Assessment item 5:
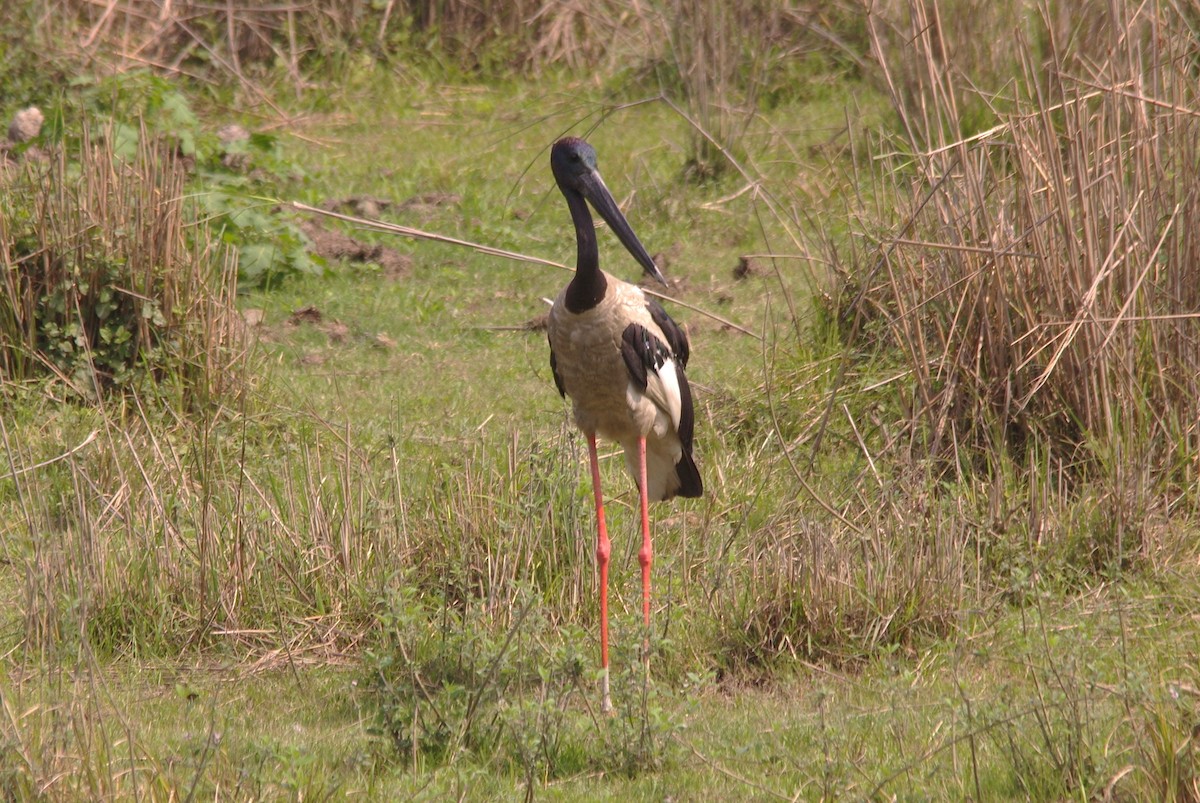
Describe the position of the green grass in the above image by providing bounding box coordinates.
[3,578,1197,799]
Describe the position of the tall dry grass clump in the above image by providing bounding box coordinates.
[0,122,251,661]
[845,0,1199,555]
[0,124,243,401]
[660,0,766,178]
[29,0,843,179]
[38,0,640,77]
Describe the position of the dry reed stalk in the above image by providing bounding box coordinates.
[45,0,646,83]
[1,121,245,400]
[856,0,1199,528]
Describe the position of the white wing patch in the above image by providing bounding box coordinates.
[628,356,682,437]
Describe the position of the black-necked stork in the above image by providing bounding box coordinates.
[545,137,702,713]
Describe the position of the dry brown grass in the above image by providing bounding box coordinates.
[0,124,243,400]
[45,0,810,71]
[28,0,847,175]
[41,0,647,79]
[846,0,1199,529]
[695,0,1200,672]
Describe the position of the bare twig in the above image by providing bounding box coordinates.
[289,201,760,338]
[0,430,99,482]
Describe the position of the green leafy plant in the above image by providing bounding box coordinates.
[366,585,683,779]
[366,586,514,765]
[59,70,322,288]
[199,189,322,288]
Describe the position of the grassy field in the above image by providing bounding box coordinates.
[3,1,1200,799]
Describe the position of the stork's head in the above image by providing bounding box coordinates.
[550,136,598,186]
[551,137,668,286]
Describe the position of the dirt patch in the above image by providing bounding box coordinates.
[299,192,464,278]
[639,275,691,297]
[298,351,326,366]
[651,241,684,272]
[282,304,394,356]
[397,191,462,216]
[733,255,765,280]
[321,192,461,220]
[299,218,413,280]
[320,195,395,219]
[287,304,350,343]
[288,305,324,325]
[523,312,549,332]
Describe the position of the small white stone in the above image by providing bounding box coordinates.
[8,106,43,143]
[217,123,250,146]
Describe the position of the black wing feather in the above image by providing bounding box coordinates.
[621,320,703,499]
[673,361,702,497]
[548,336,566,397]
[646,299,690,368]
[620,323,670,393]
[674,362,695,450]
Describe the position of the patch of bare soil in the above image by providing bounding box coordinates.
[298,192,462,280]
[287,307,348,362]
[298,217,413,280]
[244,304,399,364]
[320,192,462,220]
[523,312,549,331]
[733,255,765,279]
[287,305,349,342]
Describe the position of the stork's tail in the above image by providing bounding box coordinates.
[637,440,702,502]
[672,448,702,500]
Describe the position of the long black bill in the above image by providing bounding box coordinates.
[578,169,669,286]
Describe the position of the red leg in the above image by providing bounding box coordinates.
[637,436,652,628]
[588,434,612,713]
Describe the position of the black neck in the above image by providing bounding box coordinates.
[563,188,607,313]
